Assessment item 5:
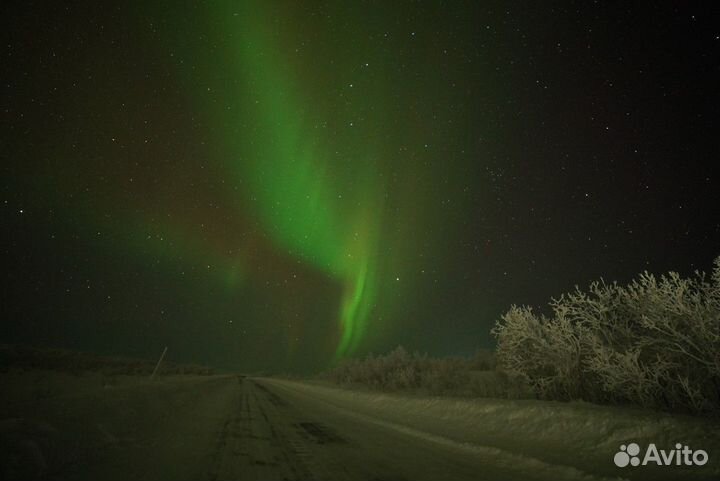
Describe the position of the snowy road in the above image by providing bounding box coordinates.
[2,373,717,480]
[206,377,510,481]
[206,377,571,481]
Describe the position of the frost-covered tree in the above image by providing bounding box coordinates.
[493,256,720,414]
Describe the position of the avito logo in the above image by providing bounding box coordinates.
[614,442,708,467]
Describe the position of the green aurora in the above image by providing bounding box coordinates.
[160,1,443,358]
[4,0,720,377]
[8,1,509,370]
[217,4,384,356]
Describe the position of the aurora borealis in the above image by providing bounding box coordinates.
[3,2,720,372]
[213,3,386,356]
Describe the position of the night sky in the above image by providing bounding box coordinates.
[3,2,719,373]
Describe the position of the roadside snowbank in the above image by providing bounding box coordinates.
[266,379,720,481]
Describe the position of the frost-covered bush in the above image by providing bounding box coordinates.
[324,346,424,390]
[493,256,720,414]
[322,346,529,398]
[491,305,591,401]
[419,356,470,394]
[470,348,497,370]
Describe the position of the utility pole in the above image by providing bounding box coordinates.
[151,346,168,380]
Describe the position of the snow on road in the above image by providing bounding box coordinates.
[264,378,720,481]
[1,371,717,480]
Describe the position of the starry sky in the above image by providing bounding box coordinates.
[3,1,719,373]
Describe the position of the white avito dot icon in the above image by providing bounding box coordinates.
[627,443,641,466]
[614,444,630,467]
[614,443,641,467]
